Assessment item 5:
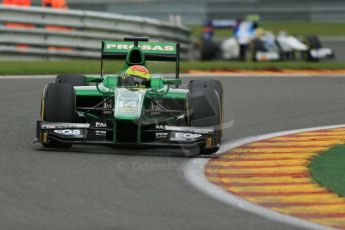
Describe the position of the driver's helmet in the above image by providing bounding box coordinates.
[123,65,151,87]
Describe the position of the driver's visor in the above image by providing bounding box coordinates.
[122,75,148,87]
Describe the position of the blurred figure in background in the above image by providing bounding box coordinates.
[42,0,72,51]
[3,0,31,8]
[233,15,260,61]
[3,0,33,28]
[202,20,214,40]
[3,0,30,8]
[42,0,67,9]
[2,0,33,48]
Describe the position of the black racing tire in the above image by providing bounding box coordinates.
[304,35,322,62]
[305,35,322,49]
[188,80,223,130]
[274,39,285,61]
[200,39,219,60]
[188,79,223,101]
[41,83,76,148]
[56,74,88,86]
[188,80,223,154]
[237,44,246,61]
[248,39,267,62]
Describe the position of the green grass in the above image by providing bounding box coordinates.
[189,21,345,38]
[310,144,345,197]
[0,61,344,75]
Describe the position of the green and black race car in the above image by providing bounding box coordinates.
[35,37,223,156]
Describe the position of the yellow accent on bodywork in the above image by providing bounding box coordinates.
[40,88,45,120]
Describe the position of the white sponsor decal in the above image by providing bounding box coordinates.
[54,129,81,136]
[106,44,175,52]
[156,125,167,130]
[175,133,202,139]
[95,122,107,136]
[156,125,213,134]
[171,132,202,141]
[95,122,107,128]
[96,131,107,136]
[165,126,213,134]
[156,132,169,139]
[42,123,90,129]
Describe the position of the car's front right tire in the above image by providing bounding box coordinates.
[187,80,223,154]
[56,74,88,86]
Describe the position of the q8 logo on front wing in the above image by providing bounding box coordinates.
[54,129,83,138]
[171,132,202,141]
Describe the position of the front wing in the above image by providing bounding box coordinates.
[35,121,218,156]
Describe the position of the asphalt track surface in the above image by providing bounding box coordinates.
[2,75,345,230]
[323,40,345,62]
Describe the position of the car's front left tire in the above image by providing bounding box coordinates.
[41,83,76,148]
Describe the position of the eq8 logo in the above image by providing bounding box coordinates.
[174,132,202,139]
[54,129,81,136]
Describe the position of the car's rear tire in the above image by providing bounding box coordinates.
[56,74,88,86]
[188,80,223,154]
[41,83,76,148]
[304,35,322,62]
[248,38,274,62]
[200,39,220,60]
[305,35,322,49]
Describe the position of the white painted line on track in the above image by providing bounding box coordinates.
[184,124,345,230]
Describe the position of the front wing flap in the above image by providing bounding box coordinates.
[35,121,218,155]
